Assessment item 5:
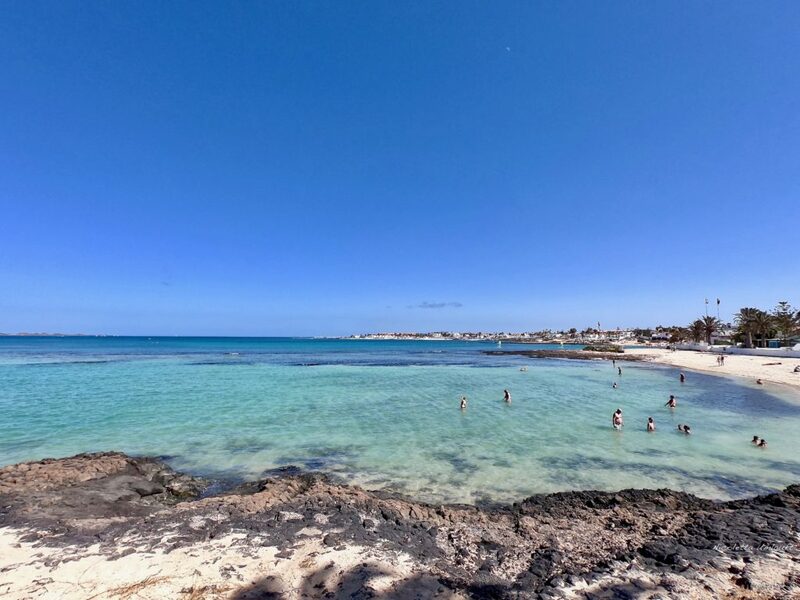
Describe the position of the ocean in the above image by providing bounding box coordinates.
[1,336,798,503]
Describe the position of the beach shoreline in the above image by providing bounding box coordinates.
[1,452,799,599]
[626,347,800,395]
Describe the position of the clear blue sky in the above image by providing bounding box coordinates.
[1,2,798,336]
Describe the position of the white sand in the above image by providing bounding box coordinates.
[0,526,452,600]
[627,348,800,393]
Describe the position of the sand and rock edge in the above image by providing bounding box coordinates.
[1,452,798,599]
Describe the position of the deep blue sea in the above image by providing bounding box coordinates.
[1,336,799,503]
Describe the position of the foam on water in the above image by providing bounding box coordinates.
[1,337,799,503]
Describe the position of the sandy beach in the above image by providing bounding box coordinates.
[627,348,800,393]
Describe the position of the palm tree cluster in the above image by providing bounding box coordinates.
[733,301,800,348]
[684,301,799,347]
[688,315,721,344]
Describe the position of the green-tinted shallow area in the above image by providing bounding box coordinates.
[1,337,798,504]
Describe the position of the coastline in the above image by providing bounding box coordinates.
[1,452,799,599]
[626,347,800,394]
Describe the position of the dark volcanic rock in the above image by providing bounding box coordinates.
[483,349,647,361]
[1,452,799,599]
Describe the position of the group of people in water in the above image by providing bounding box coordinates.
[609,364,768,448]
[610,367,689,433]
[460,360,775,450]
[459,388,512,411]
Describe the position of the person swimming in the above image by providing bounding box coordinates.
[665,395,676,408]
[752,435,761,445]
[758,438,767,448]
[677,423,691,435]
[612,382,617,389]
[503,389,511,403]
[519,367,528,372]
[612,408,624,429]
[679,372,686,383]
[647,417,655,432]
[460,396,467,410]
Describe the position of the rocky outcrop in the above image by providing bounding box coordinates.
[484,349,647,361]
[1,453,798,599]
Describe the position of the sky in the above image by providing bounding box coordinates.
[1,2,799,336]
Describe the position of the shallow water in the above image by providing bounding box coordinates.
[1,337,798,503]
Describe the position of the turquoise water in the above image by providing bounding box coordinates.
[1,337,799,503]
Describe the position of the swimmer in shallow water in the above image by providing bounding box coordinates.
[758,438,767,448]
[756,378,764,385]
[612,408,624,430]
[680,372,686,383]
[677,423,692,435]
[647,417,655,432]
[665,395,676,408]
[752,435,761,445]
[460,396,467,410]
[503,389,511,403]
[612,382,617,389]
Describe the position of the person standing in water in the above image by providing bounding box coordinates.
[679,372,686,383]
[618,366,622,377]
[647,417,656,432]
[503,389,511,403]
[460,396,467,410]
[612,408,624,429]
[665,395,677,408]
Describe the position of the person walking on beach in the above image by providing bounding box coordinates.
[460,396,467,410]
[503,389,511,403]
[647,417,656,432]
[665,395,676,408]
[721,355,725,366]
[612,408,624,430]
[679,372,686,383]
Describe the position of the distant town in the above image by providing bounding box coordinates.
[349,325,730,344]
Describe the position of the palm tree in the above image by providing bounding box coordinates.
[699,315,720,345]
[751,310,774,348]
[689,319,705,343]
[734,307,760,348]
